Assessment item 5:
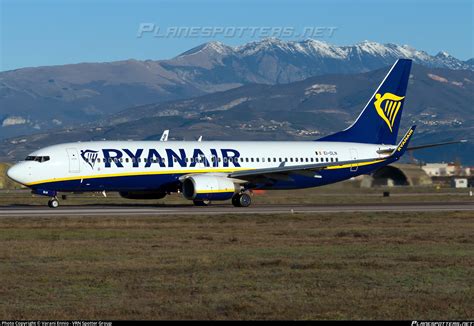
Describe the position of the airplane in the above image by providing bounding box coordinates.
[160,129,203,142]
[6,59,464,208]
[160,130,169,142]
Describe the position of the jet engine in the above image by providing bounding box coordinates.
[182,175,237,201]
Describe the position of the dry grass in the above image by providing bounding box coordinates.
[0,211,472,320]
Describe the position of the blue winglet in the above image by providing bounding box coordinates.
[391,125,416,158]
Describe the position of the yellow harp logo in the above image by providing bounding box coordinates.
[374,92,405,132]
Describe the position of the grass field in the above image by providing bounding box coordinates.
[0,211,472,320]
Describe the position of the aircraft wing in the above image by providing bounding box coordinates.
[228,157,386,181]
[229,126,417,182]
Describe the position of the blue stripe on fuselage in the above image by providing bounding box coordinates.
[30,159,395,193]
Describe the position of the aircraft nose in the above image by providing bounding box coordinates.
[7,164,28,185]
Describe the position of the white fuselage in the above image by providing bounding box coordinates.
[8,140,392,192]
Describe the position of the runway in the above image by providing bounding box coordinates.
[0,202,472,217]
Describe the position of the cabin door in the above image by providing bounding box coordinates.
[66,148,80,173]
[349,148,358,172]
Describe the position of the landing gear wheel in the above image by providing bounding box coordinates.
[232,194,240,207]
[193,199,211,206]
[48,198,59,208]
[232,193,251,207]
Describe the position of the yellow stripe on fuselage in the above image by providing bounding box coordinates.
[25,159,387,187]
[325,159,386,170]
[25,168,249,186]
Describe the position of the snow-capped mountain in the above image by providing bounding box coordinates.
[175,38,472,73]
[0,38,472,140]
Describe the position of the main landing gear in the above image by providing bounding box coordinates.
[48,197,60,208]
[232,193,251,207]
[192,193,252,207]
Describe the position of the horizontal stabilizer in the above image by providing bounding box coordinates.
[407,139,467,151]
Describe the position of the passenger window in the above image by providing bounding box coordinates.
[26,156,50,163]
[315,158,319,162]
[295,158,298,162]
[273,158,276,162]
[256,158,259,162]
[290,158,294,162]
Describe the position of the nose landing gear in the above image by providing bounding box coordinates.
[48,197,59,208]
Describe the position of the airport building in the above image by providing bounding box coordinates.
[359,163,473,188]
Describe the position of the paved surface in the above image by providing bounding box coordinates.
[0,202,472,217]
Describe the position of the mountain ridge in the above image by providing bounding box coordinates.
[1,39,472,140]
[2,63,472,164]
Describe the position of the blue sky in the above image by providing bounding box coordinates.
[1,0,472,71]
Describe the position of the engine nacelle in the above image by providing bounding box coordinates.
[182,175,237,201]
[119,191,167,200]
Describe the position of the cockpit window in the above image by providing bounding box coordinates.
[25,156,50,162]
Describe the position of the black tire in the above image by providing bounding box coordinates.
[48,199,59,208]
[232,194,241,207]
[239,193,251,207]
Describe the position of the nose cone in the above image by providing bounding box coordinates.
[7,164,28,185]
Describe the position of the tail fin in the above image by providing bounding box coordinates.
[319,59,412,145]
